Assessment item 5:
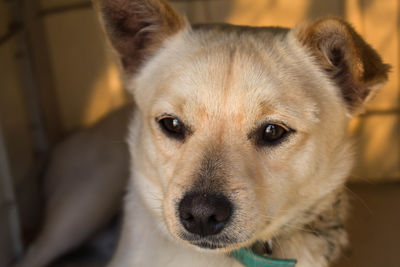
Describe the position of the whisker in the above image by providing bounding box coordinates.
[274,239,287,258]
[344,185,373,216]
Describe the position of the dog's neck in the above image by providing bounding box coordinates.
[250,240,274,256]
[231,241,297,267]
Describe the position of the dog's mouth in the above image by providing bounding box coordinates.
[179,232,274,257]
[179,231,240,251]
[191,240,228,250]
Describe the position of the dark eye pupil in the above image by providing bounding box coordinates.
[165,118,180,131]
[264,124,286,142]
[159,117,185,140]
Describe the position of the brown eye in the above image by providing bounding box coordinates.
[158,117,185,140]
[249,121,293,147]
[262,124,289,144]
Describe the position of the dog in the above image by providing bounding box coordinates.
[13,0,389,266]
[97,0,389,266]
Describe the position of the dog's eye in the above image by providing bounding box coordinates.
[249,122,293,147]
[262,124,289,144]
[158,116,186,140]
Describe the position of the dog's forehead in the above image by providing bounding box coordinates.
[136,25,338,128]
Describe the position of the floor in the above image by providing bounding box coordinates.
[333,183,400,267]
[52,182,400,267]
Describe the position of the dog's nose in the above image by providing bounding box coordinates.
[178,192,233,237]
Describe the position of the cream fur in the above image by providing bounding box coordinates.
[111,23,355,267]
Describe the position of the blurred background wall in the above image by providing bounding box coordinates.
[0,0,399,266]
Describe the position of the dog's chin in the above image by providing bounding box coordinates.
[177,232,246,253]
[190,241,229,251]
[186,241,243,254]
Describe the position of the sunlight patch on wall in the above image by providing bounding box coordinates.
[82,63,126,126]
[226,0,310,27]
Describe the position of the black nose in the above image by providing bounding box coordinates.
[178,193,233,237]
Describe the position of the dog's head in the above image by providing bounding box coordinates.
[96,0,389,252]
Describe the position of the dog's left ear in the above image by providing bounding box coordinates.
[293,18,390,116]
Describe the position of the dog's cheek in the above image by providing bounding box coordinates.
[138,114,183,183]
[129,113,183,218]
[159,148,203,239]
[260,134,352,234]
[128,119,162,214]
[251,141,318,214]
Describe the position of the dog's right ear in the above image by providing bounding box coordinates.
[293,18,390,116]
[94,0,187,74]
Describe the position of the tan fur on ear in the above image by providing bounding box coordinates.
[293,18,390,115]
[94,0,186,74]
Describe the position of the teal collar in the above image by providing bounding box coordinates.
[232,248,297,267]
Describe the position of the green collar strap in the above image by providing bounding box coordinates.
[232,248,297,267]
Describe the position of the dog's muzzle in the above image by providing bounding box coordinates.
[178,192,233,237]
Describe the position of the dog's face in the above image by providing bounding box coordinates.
[129,26,356,251]
[96,0,389,252]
